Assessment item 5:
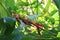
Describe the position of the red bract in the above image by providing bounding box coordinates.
[22,19,32,26]
[12,14,19,18]
[33,23,44,29]
[12,14,20,22]
[33,23,44,35]
[12,13,44,35]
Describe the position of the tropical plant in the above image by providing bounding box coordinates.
[0,0,60,40]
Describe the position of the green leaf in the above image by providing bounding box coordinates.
[50,10,57,16]
[20,20,26,28]
[18,9,28,14]
[45,0,51,11]
[0,18,6,35]
[31,1,36,5]
[5,0,15,9]
[22,36,33,40]
[4,17,16,36]
[27,14,38,21]
[49,29,58,35]
[49,17,55,25]
[0,3,8,18]
[0,18,4,26]
[54,0,60,9]
[40,31,53,38]
[31,1,42,8]
[45,16,49,21]
[17,1,29,6]
[4,0,16,16]
[57,32,60,38]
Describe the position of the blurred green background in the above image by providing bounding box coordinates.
[0,0,60,40]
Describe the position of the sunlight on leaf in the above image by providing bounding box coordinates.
[24,31,28,35]
[57,32,60,38]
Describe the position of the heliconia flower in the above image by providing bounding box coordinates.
[33,23,44,29]
[12,13,20,22]
[12,13,45,35]
[22,19,32,26]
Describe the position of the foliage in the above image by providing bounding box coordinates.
[0,0,60,40]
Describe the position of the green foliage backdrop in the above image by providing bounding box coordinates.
[0,0,60,40]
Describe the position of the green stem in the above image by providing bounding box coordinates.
[37,0,38,14]
[29,0,34,14]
